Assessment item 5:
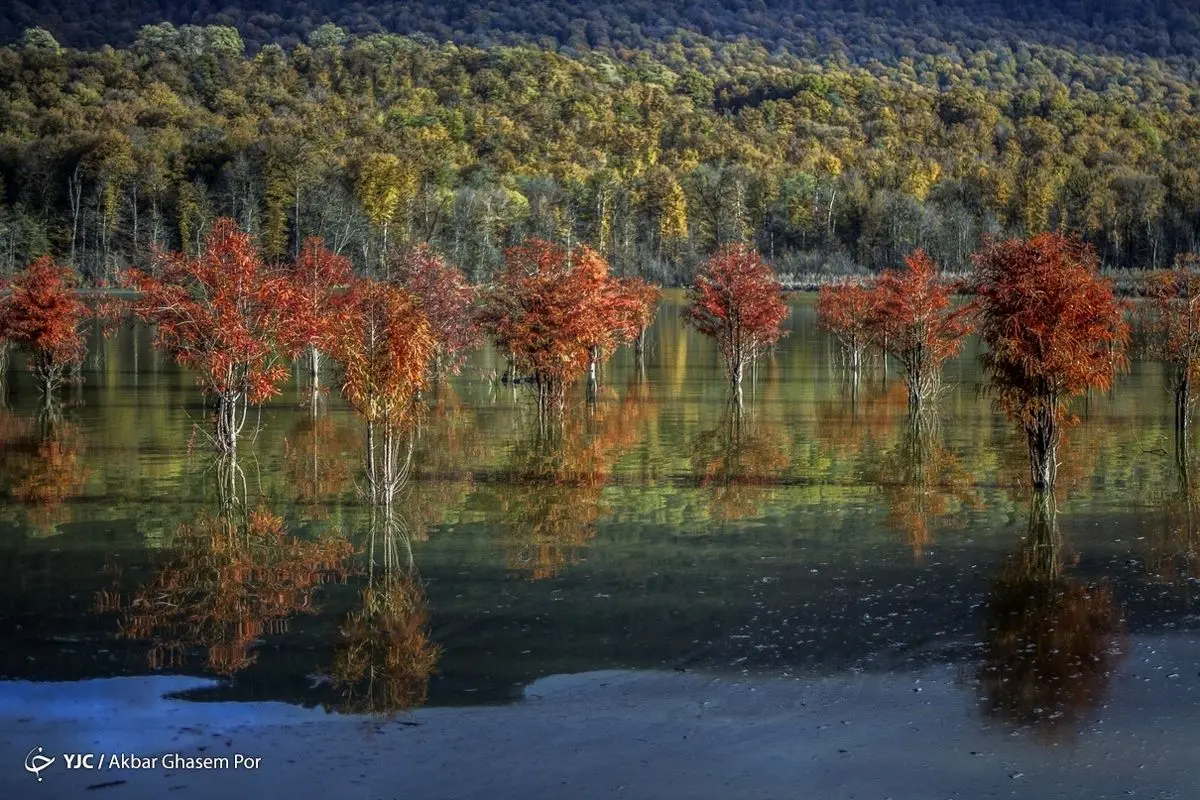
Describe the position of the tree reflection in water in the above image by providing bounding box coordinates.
[330,504,441,714]
[282,414,358,515]
[872,411,979,563]
[1145,441,1200,587]
[690,403,789,522]
[0,406,91,534]
[495,380,655,579]
[977,493,1127,739]
[116,456,353,675]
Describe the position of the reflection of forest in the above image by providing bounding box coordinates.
[115,483,352,676]
[690,407,790,522]
[0,410,91,533]
[977,495,1127,739]
[488,380,656,579]
[816,386,978,561]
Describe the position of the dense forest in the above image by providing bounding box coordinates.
[1,6,1200,285]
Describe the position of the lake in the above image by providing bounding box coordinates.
[1,294,1199,798]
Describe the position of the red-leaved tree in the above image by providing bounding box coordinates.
[816,282,877,376]
[686,244,789,394]
[392,244,480,380]
[616,276,663,359]
[872,249,972,410]
[480,239,634,415]
[0,256,89,399]
[971,233,1129,492]
[283,237,353,393]
[1143,255,1200,445]
[330,279,435,504]
[126,219,295,454]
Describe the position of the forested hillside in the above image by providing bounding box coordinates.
[1,16,1199,284]
[5,0,1200,63]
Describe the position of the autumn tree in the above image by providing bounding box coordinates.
[816,282,877,377]
[617,276,663,359]
[1143,255,1200,445]
[480,239,633,415]
[282,236,353,394]
[970,233,1129,492]
[0,256,89,400]
[391,244,480,380]
[871,249,972,410]
[331,279,435,504]
[686,244,788,397]
[126,219,294,454]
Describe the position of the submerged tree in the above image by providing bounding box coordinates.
[1143,257,1200,449]
[480,239,635,415]
[332,279,435,505]
[618,277,664,360]
[816,282,877,378]
[283,236,353,395]
[686,244,788,398]
[977,494,1126,739]
[971,233,1129,492]
[872,249,971,410]
[0,256,89,400]
[126,219,294,454]
[391,244,480,381]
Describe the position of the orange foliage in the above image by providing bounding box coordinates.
[392,244,480,379]
[971,233,1129,490]
[125,219,295,451]
[282,236,353,382]
[481,239,660,412]
[686,244,788,386]
[872,249,972,407]
[0,256,89,395]
[816,282,877,372]
[120,507,352,676]
[331,279,434,429]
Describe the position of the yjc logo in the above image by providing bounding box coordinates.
[24,746,55,782]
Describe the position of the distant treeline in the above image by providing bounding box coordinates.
[1,18,1199,285]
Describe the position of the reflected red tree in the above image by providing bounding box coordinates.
[690,408,790,522]
[118,479,352,675]
[282,415,358,515]
[330,506,441,714]
[0,411,90,534]
[977,495,1127,739]
[870,413,980,563]
[494,383,655,579]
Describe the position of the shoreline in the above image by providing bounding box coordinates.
[2,632,1198,800]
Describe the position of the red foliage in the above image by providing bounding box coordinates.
[971,232,1129,490]
[686,244,788,386]
[481,239,643,412]
[1143,256,1200,423]
[872,249,972,406]
[330,278,434,428]
[125,219,295,451]
[816,282,877,372]
[282,237,353,382]
[392,244,480,378]
[0,256,89,394]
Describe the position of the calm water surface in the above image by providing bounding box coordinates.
[0,295,1197,737]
